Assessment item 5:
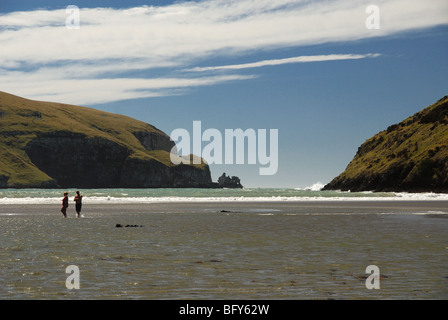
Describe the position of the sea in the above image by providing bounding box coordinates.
[1,187,447,300]
[1,186,448,204]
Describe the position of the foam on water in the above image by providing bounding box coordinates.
[295,182,325,191]
[1,188,448,204]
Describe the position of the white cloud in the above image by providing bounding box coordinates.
[0,70,255,105]
[0,0,447,104]
[184,53,381,72]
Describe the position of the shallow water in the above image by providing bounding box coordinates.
[1,202,447,299]
[2,187,448,205]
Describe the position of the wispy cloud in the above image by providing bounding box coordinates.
[184,54,381,72]
[0,70,255,105]
[0,0,447,105]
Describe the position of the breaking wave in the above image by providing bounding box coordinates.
[295,182,325,191]
[1,188,448,204]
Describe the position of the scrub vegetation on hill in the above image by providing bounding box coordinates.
[324,95,448,192]
[0,91,210,188]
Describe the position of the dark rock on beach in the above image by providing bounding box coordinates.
[115,224,144,228]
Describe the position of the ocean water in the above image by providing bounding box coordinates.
[1,188,448,300]
[1,187,448,204]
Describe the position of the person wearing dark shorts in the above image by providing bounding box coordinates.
[74,191,83,218]
[61,192,69,218]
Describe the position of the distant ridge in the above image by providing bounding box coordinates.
[324,95,448,193]
[0,91,212,188]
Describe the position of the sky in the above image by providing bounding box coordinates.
[1,0,448,188]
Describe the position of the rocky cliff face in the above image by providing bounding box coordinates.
[0,174,8,188]
[120,158,212,188]
[133,131,175,153]
[0,91,212,188]
[25,131,130,188]
[323,95,448,193]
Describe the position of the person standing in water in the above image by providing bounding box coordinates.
[74,191,83,218]
[61,192,69,218]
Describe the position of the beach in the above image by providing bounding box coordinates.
[1,199,447,300]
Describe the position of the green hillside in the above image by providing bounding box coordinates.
[0,91,210,188]
[323,95,448,192]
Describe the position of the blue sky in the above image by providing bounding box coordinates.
[1,0,448,188]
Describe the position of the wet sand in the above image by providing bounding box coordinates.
[2,200,448,216]
[1,200,447,299]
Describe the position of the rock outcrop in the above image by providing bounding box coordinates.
[217,173,243,188]
[323,95,448,193]
[0,91,212,188]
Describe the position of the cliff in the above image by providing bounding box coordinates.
[0,91,211,188]
[323,95,448,193]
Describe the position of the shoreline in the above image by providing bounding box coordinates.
[1,200,448,216]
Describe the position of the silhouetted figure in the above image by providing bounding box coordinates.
[74,191,83,218]
[61,192,69,218]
